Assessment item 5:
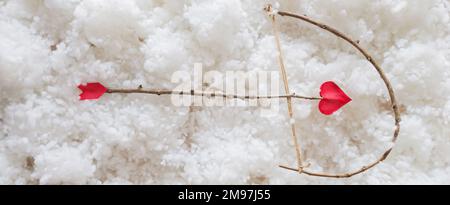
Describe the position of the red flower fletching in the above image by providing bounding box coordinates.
[78,82,107,100]
[318,81,352,115]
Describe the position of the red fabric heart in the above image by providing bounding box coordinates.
[319,81,352,115]
[78,82,107,100]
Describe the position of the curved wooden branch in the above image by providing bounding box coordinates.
[267,5,401,178]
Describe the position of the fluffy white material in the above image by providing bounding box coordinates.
[1,0,449,184]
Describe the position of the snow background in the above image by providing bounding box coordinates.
[1,0,449,184]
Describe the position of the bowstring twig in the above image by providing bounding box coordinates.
[265,5,307,173]
[266,5,401,178]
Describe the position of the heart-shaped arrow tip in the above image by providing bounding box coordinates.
[319,81,352,115]
[78,82,107,100]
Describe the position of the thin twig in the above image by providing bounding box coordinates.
[271,6,401,178]
[265,5,306,173]
[106,88,321,101]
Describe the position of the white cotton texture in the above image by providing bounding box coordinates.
[0,0,450,184]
